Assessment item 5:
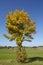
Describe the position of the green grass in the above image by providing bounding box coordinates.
[0,47,43,65]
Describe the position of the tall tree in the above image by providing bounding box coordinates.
[3,9,36,62]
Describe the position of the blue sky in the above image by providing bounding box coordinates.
[0,0,43,47]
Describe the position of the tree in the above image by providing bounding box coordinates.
[3,9,36,62]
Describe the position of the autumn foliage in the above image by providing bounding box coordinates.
[3,9,36,62]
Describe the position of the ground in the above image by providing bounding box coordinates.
[0,47,43,65]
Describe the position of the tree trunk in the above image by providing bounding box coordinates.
[16,45,26,62]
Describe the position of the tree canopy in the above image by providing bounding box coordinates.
[3,9,36,45]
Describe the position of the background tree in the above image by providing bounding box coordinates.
[3,9,36,62]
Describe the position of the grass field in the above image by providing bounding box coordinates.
[0,47,43,65]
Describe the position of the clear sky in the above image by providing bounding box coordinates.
[0,0,43,47]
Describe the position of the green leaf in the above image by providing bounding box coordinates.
[3,34,10,39]
[25,34,33,39]
[24,39,32,42]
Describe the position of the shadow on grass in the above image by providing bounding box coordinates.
[23,57,43,63]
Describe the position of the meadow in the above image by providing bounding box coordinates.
[0,47,43,65]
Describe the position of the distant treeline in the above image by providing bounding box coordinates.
[0,46,43,49]
[0,46,16,49]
